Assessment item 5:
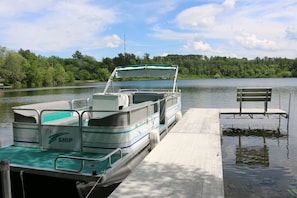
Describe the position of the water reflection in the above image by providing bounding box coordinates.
[222,127,295,197]
[236,144,269,167]
[224,128,289,168]
[232,132,270,167]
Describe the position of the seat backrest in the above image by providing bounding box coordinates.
[237,87,272,102]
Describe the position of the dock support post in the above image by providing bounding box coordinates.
[0,160,12,198]
[287,93,291,134]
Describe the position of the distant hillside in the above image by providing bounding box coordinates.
[0,46,296,88]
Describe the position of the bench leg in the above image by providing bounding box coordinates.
[264,101,268,113]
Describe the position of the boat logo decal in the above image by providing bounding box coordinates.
[48,132,71,144]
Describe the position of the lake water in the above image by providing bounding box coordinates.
[1,78,297,197]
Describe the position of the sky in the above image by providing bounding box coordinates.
[1,0,297,60]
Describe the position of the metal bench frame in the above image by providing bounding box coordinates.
[237,87,272,114]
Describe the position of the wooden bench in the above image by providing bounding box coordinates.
[237,87,272,114]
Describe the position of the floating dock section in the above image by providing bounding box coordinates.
[110,108,224,198]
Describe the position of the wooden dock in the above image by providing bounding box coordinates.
[110,108,224,198]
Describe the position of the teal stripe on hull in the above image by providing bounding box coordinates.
[82,129,150,149]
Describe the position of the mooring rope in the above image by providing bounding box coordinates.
[85,171,105,198]
[20,170,26,198]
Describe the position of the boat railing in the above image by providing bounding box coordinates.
[13,98,91,124]
[13,97,91,120]
[12,97,169,153]
[13,94,174,128]
[12,108,41,123]
[119,88,174,93]
[54,148,123,173]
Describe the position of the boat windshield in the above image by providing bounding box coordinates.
[103,64,178,94]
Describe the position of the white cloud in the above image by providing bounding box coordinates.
[286,25,297,41]
[1,0,297,59]
[150,25,199,41]
[0,0,118,52]
[176,4,222,29]
[164,0,297,58]
[235,32,277,50]
[0,0,53,17]
[104,34,123,48]
[183,40,212,52]
[143,1,178,23]
[223,0,236,8]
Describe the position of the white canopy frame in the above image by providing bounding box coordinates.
[103,64,179,94]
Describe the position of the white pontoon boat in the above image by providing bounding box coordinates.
[0,64,182,197]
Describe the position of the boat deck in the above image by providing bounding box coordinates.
[110,108,224,198]
[0,146,122,178]
[0,124,169,182]
[0,122,124,180]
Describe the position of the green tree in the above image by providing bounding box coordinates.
[72,50,83,59]
[0,46,6,67]
[102,57,115,72]
[1,51,27,88]
[41,67,54,87]
[77,69,91,80]
[82,55,97,77]
[54,63,67,85]
[142,53,150,64]
[96,68,110,81]
[65,71,75,83]
[25,62,42,87]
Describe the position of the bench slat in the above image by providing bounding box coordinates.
[237,98,271,102]
[237,89,271,93]
[237,93,271,97]
[237,88,272,92]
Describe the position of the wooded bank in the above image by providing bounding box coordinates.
[1,46,297,88]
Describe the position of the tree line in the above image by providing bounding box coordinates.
[0,46,297,88]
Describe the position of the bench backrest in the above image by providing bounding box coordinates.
[237,87,272,113]
[237,87,272,102]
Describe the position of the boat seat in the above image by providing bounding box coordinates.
[133,93,165,104]
[88,101,154,127]
[88,112,129,126]
[132,93,166,124]
[13,101,71,123]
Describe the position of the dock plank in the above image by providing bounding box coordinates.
[110,108,224,198]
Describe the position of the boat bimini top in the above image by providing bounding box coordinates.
[103,64,179,94]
